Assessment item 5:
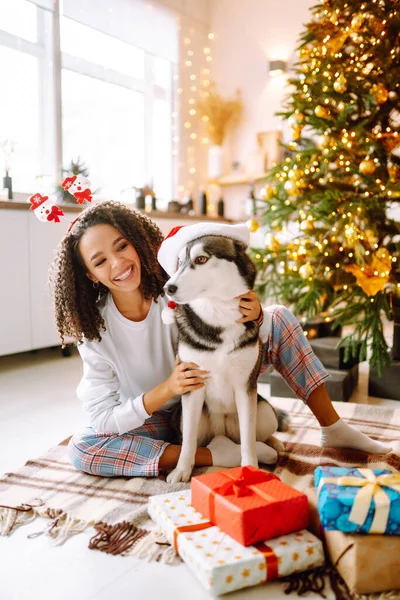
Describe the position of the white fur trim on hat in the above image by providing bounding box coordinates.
[158,222,250,276]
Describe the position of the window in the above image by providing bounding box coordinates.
[62,70,145,200]
[0,47,40,193]
[61,18,145,80]
[60,16,174,205]
[0,0,46,193]
[0,0,37,43]
[0,2,176,205]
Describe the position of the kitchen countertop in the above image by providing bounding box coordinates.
[0,200,232,221]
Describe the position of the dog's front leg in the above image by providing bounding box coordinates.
[166,387,205,483]
[234,387,258,468]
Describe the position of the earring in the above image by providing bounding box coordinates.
[93,281,99,289]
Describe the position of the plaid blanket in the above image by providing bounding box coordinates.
[0,399,399,595]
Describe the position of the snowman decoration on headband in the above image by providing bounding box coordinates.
[61,175,93,204]
[29,175,93,225]
[29,193,65,223]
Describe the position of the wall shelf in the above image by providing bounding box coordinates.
[208,173,267,186]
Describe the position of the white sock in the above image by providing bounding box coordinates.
[320,418,392,454]
[207,435,278,467]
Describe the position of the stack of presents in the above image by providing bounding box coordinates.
[147,464,400,596]
[261,318,360,402]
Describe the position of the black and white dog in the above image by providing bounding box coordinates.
[158,224,286,484]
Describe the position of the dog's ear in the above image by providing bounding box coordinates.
[233,240,256,290]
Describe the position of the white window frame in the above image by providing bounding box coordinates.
[0,10,50,182]
[0,1,175,202]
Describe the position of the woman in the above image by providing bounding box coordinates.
[49,201,392,477]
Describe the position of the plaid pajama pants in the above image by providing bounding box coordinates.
[68,305,329,478]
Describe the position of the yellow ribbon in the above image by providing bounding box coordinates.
[317,469,400,534]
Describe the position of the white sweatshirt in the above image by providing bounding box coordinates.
[77,294,179,434]
[77,293,272,435]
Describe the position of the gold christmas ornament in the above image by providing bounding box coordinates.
[265,233,281,252]
[315,105,330,119]
[288,112,305,128]
[300,219,314,232]
[260,186,276,200]
[351,13,364,31]
[292,127,303,140]
[330,13,339,25]
[297,244,308,258]
[344,225,359,244]
[288,168,304,181]
[246,218,260,233]
[362,62,374,76]
[317,134,332,148]
[350,33,363,44]
[299,263,314,279]
[359,159,376,175]
[284,180,298,196]
[371,84,388,105]
[333,75,347,94]
[299,47,310,58]
[328,33,347,54]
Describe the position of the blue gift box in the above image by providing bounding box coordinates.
[314,466,400,535]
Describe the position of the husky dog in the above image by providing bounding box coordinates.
[163,233,285,484]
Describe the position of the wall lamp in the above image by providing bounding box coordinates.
[269,60,287,77]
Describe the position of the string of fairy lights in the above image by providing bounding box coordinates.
[173,18,215,201]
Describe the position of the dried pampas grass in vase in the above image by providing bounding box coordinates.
[197,83,243,179]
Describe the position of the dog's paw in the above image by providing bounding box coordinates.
[266,435,285,454]
[166,466,193,484]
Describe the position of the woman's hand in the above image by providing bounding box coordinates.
[237,290,262,323]
[166,356,209,396]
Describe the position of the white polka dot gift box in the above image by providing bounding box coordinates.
[148,490,325,596]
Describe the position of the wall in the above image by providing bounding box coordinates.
[209,0,314,174]
[156,0,210,27]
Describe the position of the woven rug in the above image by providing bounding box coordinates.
[1,399,399,597]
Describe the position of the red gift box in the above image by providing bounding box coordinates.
[191,466,309,546]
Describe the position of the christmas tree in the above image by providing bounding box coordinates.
[252,0,400,375]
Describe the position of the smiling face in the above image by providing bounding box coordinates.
[79,223,142,294]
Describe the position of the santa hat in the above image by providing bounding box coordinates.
[29,193,49,210]
[62,175,77,190]
[158,222,250,276]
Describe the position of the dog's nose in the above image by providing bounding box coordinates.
[166,284,178,295]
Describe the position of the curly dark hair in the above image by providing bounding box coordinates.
[49,201,168,345]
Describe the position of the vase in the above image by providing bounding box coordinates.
[208,145,223,180]
[3,172,13,200]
